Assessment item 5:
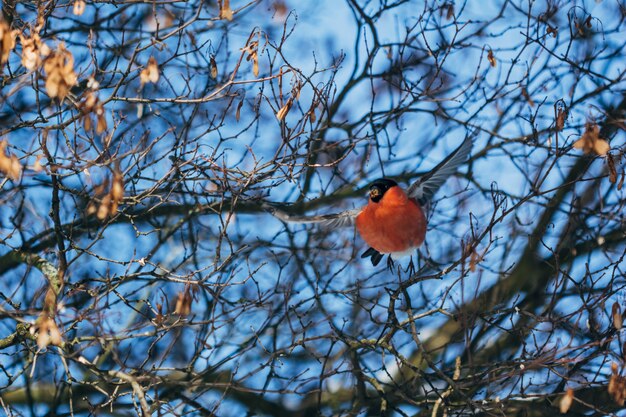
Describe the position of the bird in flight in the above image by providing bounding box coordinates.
[266,136,472,266]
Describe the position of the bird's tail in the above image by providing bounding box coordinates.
[361,247,384,266]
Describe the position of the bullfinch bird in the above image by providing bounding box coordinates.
[266,136,472,266]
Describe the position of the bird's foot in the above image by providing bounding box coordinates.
[386,255,395,271]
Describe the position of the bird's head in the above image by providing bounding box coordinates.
[368,178,398,203]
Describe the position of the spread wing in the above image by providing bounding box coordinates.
[263,204,361,229]
[407,135,472,204]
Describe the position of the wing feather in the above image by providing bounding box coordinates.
[264,204,361,228]
[407,135,472,203]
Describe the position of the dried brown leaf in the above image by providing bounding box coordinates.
[469,248,479,272]
[111,171,124,203]
[521,87,534,107]
[154,303,164,325]
[83,113,92,131]
[0,140,21,180]
[276,98,293,121]
[613,302,622,330]
[556,107,567,131]
[447,5,454,19]
[32,155,43,172]
[273,1,288,19]
[594,139,610,155]
[97,194,111,219]
[174,287,193,316]
[241,40,259,77]
[487,48,496,67]
[73,0,86,16]
[96,111,107,134]
[608,154,617,184]
[575,21,584,36]
[547,25,558,37]
[236,98,244,122]
[293,79,302,100]
[559,388,574,414]
[0,20,17,67]
[80,90,107,134]
[609,363,619,395]
[186,31,196,47]
[441,3,454,20]
[210,55,218,79]
[609,363,626,406]
[90,172,124,220]
[219,0,233,21]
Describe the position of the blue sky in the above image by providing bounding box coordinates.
[1,0,625,415]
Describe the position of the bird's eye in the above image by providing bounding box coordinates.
[370,187,380,199]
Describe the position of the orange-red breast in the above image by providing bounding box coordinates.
[355,179,427,265]
[267,136,472,266]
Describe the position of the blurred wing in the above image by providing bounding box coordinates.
[407,135,472,203]
[264,204,361,229]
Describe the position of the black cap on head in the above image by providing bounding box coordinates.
[368,178,397,203]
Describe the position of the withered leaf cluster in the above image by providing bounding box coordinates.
[80,86,107,134]
[19,31,50,71]
[140,57,159,86]
[87,171,124,220]
[573,122,610,156]
[43,43,77,102]
[33,316,62,349]
[16,19,78,103]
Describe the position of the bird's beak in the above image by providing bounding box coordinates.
[369,188,380,200]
